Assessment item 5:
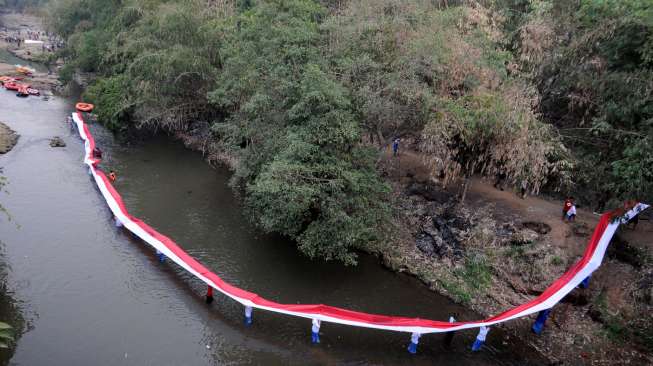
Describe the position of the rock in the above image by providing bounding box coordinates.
[416,233,436,256]
[414,202,428,216]
[49,136,66,147]
[425,201,443,217]
[434,217,458,244]
[422,217,440,237]
[509,228,539,246]
[0,122,19,154]
[496,222,516,237]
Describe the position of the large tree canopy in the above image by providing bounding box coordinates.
[47,0,652,263]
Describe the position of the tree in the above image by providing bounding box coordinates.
[210,1,390,264]
[421,84,570,202]
[520,0,653,204]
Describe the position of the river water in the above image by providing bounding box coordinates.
[0,49,48,73]
[0,91,547,365]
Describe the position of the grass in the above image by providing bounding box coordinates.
[593,291,631,345]
[455,254,492,291]
[550,256,563,266]
[505,242,535,259]
[438,278,472,306]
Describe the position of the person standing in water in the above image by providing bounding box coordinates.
[443,312,459,349]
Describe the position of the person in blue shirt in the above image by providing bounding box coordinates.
[392,138,400,157]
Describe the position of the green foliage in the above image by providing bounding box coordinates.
[0,322,14,349]
[550,255,563,266]
[438,278,473,305]
[322,1,513,146]
[422,86,570,193]
[211,1,389,264]
[84,75,131,131]
[55,0,391,263]
[57,63,74,84]
[49,0,648,264]
[511,0,653,204]
[455,254,493,291]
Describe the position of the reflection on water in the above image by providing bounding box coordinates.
[0,92,547,365]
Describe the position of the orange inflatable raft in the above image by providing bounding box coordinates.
[75,103,94,112]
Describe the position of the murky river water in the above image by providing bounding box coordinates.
[0,91,547,365]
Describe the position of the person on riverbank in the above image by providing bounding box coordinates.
[109,170,117,182]
[392,137,400,157]
[562,197,573,220]
[493,169,506,191]
[566,203,577,222]
[520,179,528,199]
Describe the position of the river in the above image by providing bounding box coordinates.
[0,48,48,73]
[0,91,547,365]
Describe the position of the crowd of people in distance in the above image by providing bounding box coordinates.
[3,27,65,54]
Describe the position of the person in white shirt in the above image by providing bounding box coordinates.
[566,204,577,222]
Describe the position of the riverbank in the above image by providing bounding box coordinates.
[375,148,653,365]
[0,123,18,154]
[0,12,61,92]
[158,119,652,365]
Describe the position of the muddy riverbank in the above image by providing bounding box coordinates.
[374,148,653,365]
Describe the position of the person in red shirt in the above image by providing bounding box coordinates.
[562,197,573,220]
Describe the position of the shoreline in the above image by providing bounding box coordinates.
[0,122,18,155]
[0,12,61,94]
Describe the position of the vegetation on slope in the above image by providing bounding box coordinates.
[44,0,651,264]
[508,0,653,206]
